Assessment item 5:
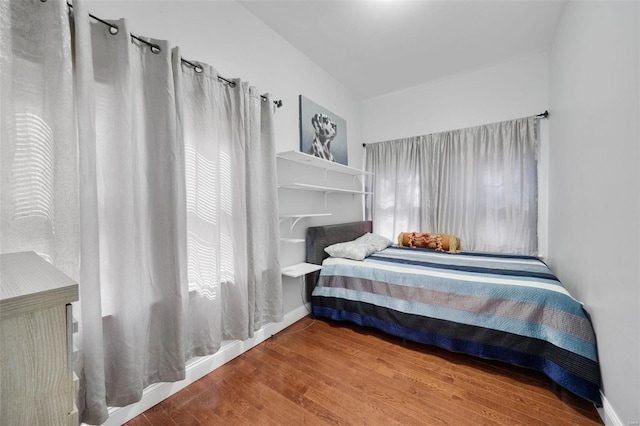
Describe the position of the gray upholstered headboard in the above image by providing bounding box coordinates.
[304,221,373,289]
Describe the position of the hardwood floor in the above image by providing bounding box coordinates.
[125,316,603,425]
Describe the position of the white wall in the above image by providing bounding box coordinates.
[548,2,640,425]
[361,52,549,144]
[360,52,550,256]
[85,1,362,160]
[84,0,364,314]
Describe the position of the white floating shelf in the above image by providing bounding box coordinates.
[278,182,372,195]
[281,262,323,278]
[280,238,305,243]
[277,150,372,176]
[279,213,331,219]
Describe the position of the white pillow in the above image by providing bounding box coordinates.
[324,232,392,261]
[355,232,393,252]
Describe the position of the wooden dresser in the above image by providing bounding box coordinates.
[0,251,79,425]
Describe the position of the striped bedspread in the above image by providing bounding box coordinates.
[311,246,601,404]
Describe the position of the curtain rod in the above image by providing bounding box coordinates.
[362,110,549,147]
[64,2,283,109]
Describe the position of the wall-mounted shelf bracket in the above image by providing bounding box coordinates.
[278,213,331,233]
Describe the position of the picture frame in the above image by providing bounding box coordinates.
[299,95,348,165]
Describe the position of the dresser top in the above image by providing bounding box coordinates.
[0,252,78,321]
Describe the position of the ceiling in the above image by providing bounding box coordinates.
[239,0,567,100]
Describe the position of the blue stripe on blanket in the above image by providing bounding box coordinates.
[313,286,596,362]
[367,248,559,281]
[319,263,585,317]
[381,247,548,271]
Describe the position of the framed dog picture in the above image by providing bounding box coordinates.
[299,95,348,165]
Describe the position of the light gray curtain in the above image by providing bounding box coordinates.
[174,52,282,358]
[2,0,283,424]
[247,91,283,330]
[365,117,538,255]
[74,5,186,424]
[247,92,283,328]
[71,1,107,422]
[175,54,249,356]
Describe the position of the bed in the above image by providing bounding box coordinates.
[306,221,601,405]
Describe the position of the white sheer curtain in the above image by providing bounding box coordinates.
[366,117,538,255]
[0,0,79,276]
[2,1,282,424]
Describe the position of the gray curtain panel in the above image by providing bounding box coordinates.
[248,91,284,331]
[365,117,538,255]
[175,51,282,357]
[74,8,186,423]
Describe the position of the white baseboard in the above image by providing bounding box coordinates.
[93,303,311,426]
[597,392,624,426]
